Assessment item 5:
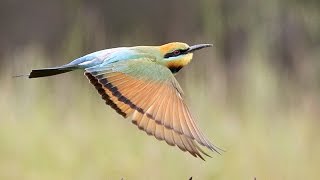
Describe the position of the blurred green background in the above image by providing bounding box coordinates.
[1,0,320,179]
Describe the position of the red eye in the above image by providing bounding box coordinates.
[173,50,180,55]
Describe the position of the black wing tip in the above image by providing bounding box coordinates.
[198,154,206,161]
[194,142,226,161]
[211,145,226,155]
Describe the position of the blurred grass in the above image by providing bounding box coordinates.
[0,45,319,180]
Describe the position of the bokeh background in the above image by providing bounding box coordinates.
[1,0,320,179]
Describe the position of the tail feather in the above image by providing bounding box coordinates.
[29,67,73,78]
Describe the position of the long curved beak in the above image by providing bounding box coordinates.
[187,44,213,53]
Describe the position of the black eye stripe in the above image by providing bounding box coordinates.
[164,48,189,58]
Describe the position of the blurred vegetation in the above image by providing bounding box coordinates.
[1,0,320,179]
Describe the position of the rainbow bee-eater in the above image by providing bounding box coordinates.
[29,42,222,160]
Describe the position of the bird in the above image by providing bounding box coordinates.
[29,42,222,160]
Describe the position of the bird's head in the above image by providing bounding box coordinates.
[158,42,212,73]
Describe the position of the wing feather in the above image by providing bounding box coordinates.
[154,124,164,141]
[173,133,185,151]
[132,110,143,125]
[163,128,175,146]
[172,88,183,134]
[163,85,174,129]
[145,118,156,136]
[84,59,222,159]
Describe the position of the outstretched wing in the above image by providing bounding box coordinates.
[84,58,221,159]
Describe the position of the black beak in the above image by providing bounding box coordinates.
[187,44,213,53]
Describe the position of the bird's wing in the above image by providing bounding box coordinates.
[84,58,221,159]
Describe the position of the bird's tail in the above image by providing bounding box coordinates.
[29,66,75,78]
